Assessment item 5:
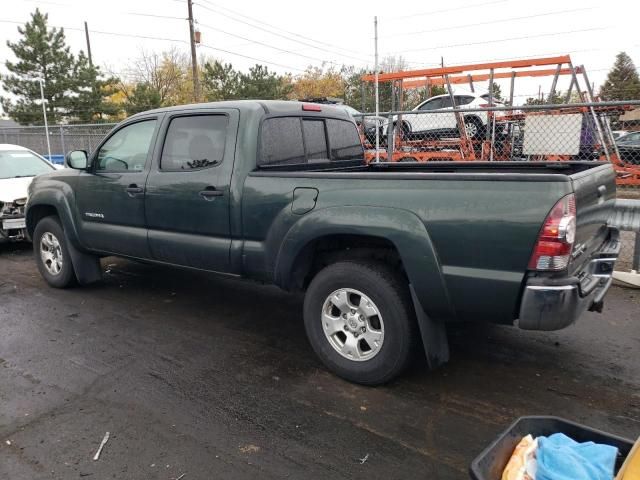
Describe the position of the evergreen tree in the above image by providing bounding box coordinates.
[0,9,120,124]
[202,60,240,101]
[237,64,292,100]
[70,52,122,122]
[124,83,162,116]
[600,52,640,101]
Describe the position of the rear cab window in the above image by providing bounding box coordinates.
[259,116,363,167]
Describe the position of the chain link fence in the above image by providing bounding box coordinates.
[0,123,116,163]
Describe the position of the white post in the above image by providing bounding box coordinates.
[39,79,52,162]
[374,16,380,163]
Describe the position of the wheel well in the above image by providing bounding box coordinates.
[464,114,483,125]
[27,205,58,237]
[288,234,408,291]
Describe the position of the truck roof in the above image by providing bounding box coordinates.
[131,100,353,120]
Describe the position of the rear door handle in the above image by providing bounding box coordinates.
[199,187,224,200]
[125,184,144,197]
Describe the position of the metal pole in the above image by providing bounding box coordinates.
[467,74,475,93]
[387,80,395,160]
[633,233,640,272]
[38,79,52,161]
[84,21,93,66]
[548,63,562,104]
[487,69,494,143]
[187,0,200,102]
[374,16,379,162]
[59,126,66,157]
[509,71,515,106]
[360,81,365,113]
[581,66,610,162]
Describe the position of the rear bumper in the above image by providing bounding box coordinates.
[518,230,619,331]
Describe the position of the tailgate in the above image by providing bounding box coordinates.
[568,163,617,274]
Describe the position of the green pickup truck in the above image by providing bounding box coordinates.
[25,100,620,385]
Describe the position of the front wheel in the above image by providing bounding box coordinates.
[303,261,417,385]
[33,216,77,288]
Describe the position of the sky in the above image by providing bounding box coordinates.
[1,0,639,112]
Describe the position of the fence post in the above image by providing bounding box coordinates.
[634,233,640,272]
[59,126,66,157]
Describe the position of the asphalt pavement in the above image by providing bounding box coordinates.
[1,243,638,479]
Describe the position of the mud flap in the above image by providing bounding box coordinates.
[66,235,102,285]
[409,284,450,369]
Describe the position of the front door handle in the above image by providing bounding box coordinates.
[125,184,144,197]
[199,187,224,200]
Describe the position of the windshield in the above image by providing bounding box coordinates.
[0,150,54,179]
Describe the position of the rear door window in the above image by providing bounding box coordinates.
[456,95,475,106]
[419,98,443,111]
[161,115,228,170]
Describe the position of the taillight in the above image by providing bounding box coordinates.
[528,193,577,271]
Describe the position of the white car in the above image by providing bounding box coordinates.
[0,144,58,242]
[391,92,503,140]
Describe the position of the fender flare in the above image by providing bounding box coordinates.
[274,205,455,323]
[26,181,82,248]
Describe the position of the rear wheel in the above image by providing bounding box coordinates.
[463,116,485,140]
[33,216,77,288]
[303,261,417,385]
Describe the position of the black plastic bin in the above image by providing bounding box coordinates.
[470,416,634,480]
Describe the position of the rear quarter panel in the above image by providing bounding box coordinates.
[241,173,572,324]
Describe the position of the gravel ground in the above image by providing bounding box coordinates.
[0,243,639,480]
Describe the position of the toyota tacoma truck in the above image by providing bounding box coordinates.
[25,100,619,385]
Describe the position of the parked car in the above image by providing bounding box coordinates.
[0,144,57,243]
[611,130,629,140]
[300,100,386,146]
[389,92,504,141]
[615,131,640,165]
[26,100,619,385]
[333,104,387,146]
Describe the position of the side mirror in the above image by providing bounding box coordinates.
[65,150,88,170]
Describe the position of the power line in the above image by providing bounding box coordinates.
[199,43,304,72]
[0,19,305,72]
[193,1,371,65]
[196,0,368,58]
[198,22,333,65]
[385,26,609,55]
[380,7,595,39]
[386,0,509,20]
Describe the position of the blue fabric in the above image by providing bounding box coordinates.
[536,433,618,480]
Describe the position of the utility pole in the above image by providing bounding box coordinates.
[84,21,92,66]
[374,16,379,163]
[187,0,200,102]
[38,79,52,162]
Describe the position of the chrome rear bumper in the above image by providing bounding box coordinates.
[518,232,619,331]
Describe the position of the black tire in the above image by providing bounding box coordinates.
[303,261,418,385]
[462,116,485,140]
[33,215,77,288]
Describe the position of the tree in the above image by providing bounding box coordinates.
[123,83,162,115]
[290,66,344,100]
[123,48,192,106]
[70,52,122,122]
[600,52,640,101]
[0,9,119,124]
[236,64,292,100]
[202,60,240,101]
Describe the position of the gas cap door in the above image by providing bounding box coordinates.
[292,187,319,215]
